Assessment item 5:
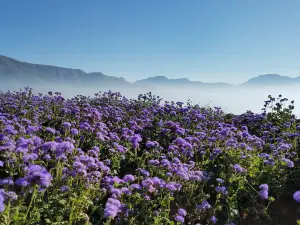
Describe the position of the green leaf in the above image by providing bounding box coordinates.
[268,196,275,202]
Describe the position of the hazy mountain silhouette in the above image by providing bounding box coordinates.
[134,76,233,88]
[0,55,132,87]
[242,74,300,86]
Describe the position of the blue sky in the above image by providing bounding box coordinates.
[1,0,300,84]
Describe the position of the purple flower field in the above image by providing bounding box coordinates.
[1,87,300,225]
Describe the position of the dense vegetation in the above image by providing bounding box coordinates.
[1,87,300,225]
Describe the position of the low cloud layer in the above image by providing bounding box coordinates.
[1,82,299,117]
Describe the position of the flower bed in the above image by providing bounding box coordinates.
[0,88,300,225]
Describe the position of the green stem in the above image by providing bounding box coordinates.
[69,200,74,225]
[25,186,37,221]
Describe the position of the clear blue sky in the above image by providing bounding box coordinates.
[1,0,300,84]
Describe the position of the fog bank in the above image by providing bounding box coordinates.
[1,83,300,117]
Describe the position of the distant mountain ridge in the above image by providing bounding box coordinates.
[1,55,300,88]
[134,76,233,89]
[241,74,300,86]
[0,55,131,87]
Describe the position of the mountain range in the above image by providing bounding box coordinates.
[1,55,300,89]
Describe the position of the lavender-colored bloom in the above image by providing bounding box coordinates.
[4,125,18,135]
[174,215,185,223]
[123,174,135,182]
[293,191,300,202]
[197,200,211,210]
[45,127,56,134]
[213,148,222,155]
[129,184,142,190]
[103,198,121,219]
[149,159,160,165]
[56,141,74,156]
[216,178,224,183]
[22,153,38,163]
[166,172,173,177]
[282,158,294,168]
[111,188,122,198]
[60,185,70,192]
[165,183,177,191]
[0,134,8,141]
[15,178,29,187]
[26,164,53,187]
[176,171,189,180]
[233,164,244,173]
[161,159,170,167]
[121,187,132,195]
[136,168,150,177]
[41,141,58,152]
[259,184,268,190]
[0,177,14,186]
[43,154,51,160]
[146,141,156,148]
[259,184,269,199]
[0,200,5,212]
[70,128,79,135]
[0,161,3,167]
[62,122,71,128]
[178,208,187,217]
[5,191,18,200]
[189,175,201,181]
[210,215,218,224]
[215,186,228,195]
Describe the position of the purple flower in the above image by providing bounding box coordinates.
[174,215,185,223]
[104,198,121,219]
[41,141,58,152]
[121,187,132,195]
[0,134,8,141]
[197,200,211,210]
[149,159,160,165]
[210,215,217,224]
[146,141,156,148]
[15,178,29,187]
[26,164,53,187]
[0,161,3,167]
[45,127,56,134]
[111,188,122,198]
[0,200,5,212]
[70,128,79,135]
[178,208,187,217]
[293,190,300,202]
[233,164,244,173]
[216,178,224,183]
[215,186,228,195]
[56,141,74,156]
[60,185,70,192]
[282,158,294,168]
[62,122,71,129]
[4,125,18,135]
[5,191,18,200]
[259,184,269,199]
[129,184,142,190]
[213,148,222,155]
[189,175,201,181]
[123,174,135,182]
[165,183,177,191]
[0,177,14,185]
